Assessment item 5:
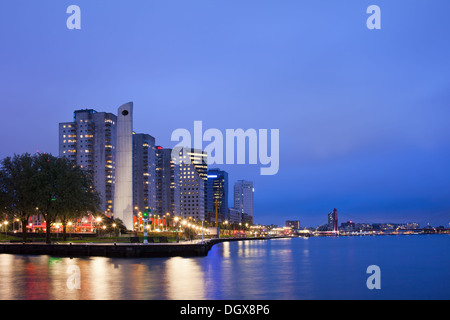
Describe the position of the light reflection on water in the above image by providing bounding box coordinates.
[0,236,449,300]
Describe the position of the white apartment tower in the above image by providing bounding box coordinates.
[178,148,208,221]
[59,109,117,215]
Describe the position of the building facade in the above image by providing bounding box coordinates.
[155,147,181,217]
[286,220,300,230]
[328,208,338,232]
[59,109,117,215]
[206,168,229,224]
[234,180,254,224]
[228,207,241,224]
[133,133,157,220]
[178,148,208,222]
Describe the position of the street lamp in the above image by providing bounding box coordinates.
[96,217,102,232]
[14,218,20,233]
[68,221,73,239]
[182,220,188,241]
[3,221,8,240]
[166,212,170,231]
[224,220,229,237]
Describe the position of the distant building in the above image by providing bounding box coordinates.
[59,109,117,215]
[234,180,254,224]
[286,220,300,230]
[340,220,355,231]
[206,168,229,224]
[328,208,338,232]
[400,222,420,229]
[242,213,253,224]
[228,208,241,224]
[355,223,373,231]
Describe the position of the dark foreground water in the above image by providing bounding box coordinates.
[0,235,449,300]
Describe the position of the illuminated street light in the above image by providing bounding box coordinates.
[3,221,8,240]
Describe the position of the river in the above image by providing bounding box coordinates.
[0,235,448,300]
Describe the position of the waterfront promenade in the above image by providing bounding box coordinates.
[0,237,272,258]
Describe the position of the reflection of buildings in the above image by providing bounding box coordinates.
[206,168,228,224]
[163,257,207,300]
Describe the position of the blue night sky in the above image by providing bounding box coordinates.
[1,1,450,227]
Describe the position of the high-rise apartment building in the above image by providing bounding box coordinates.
[234,180,254,224]
[60,104,220,230]
[206,168,229,224]
[133,133,157,220]
[155,147,180,217]
[59,109,117,215]
[328,208,338,233]
[178,148,208,221]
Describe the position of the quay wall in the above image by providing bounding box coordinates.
[0,237,274,258]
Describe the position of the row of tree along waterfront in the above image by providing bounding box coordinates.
[0,153,102,243]
[0,153,259,244]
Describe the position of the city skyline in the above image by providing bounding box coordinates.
[58,106,255,228]
[1,1,450,227]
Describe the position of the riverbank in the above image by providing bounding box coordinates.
[0,237,274,258]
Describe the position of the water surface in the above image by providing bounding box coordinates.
[0,235,448,300]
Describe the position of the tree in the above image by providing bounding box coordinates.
[34,154,101,243]
[53,158,101,241]
[0,169,9,231]
[0,153,101,243]
[0,154,40,242]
